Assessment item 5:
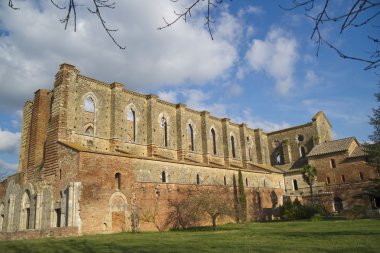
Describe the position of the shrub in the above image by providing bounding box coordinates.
[311,214,324,222]
[344,205,367,220]
[279,198,321,220]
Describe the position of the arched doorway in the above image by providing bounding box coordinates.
[108,192,129,232]
[333,197,344,212]
[21,191,31,230]
[0,203,4,231]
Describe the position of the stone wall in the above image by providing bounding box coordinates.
[56,64,274,170]
[0,227,78,241]
[267,112,332,168]
[3,63,369,240]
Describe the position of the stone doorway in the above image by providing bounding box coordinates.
[107,192,129,232]
[112,211,125,232]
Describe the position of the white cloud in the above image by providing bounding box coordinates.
[11,110,23,128]
[179,89,226,117]
[0,159,18,172]
[0,0,238,110]
[0,128,20,153]
[302,99,317,106]
[304,70,320,87]
[238,5,264,17]
[214,10,243,44]
[226,83,243,97]
[246,25,255,38]
[233,109,290,132]
[157,90,178,103]
[245,27,299,95]
[236,66,246,80]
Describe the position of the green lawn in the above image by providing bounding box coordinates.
[1,219,380,253]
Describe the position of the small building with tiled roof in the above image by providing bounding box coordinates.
[306,137,379,212]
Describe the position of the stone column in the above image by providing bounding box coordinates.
[66,182,82,228]
[201,111,210,164]
[221,118,230,167]
[282,140,292,164]
[239,123,248,168]
[147,95,158,157]
[176,103,187,160]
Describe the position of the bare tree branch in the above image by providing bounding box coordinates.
[9,0,125,50]
[158,0,223,40]
[282,0,380,70]
[8,0,19,10]
[88,0,126,50]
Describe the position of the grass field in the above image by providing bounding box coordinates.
[0,219,379,253]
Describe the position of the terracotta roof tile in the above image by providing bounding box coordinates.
[349,146,368,158]
[307,137,356,157]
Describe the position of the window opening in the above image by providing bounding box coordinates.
[84,97,95,112]
[211,128,217,155]
[293,179,298,191]
[231,135,236,158]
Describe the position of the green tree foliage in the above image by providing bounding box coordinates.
[279,198,317,220]
[301,165,317,204]
[237,169,247,222]
[232,174,239,223]
[368,90,380,172]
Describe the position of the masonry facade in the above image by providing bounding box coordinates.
[0,63,376,239]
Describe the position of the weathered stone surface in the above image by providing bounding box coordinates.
[0,63,377,240]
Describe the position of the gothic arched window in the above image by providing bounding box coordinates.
[231,135,236,158]
[127,109,136,142]
[188,124,194,151]
[84,97,95,112]
[211,128,217,155]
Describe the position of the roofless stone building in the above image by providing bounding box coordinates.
[0,63,377,240]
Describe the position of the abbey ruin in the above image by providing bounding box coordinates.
[0,63,378,240]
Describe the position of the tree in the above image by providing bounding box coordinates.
[282,0,380,70]
[8,0,126,49]
[368,89,380,172]
[237,169,247,222]
[165,190,200,230]
[196,187,233,230]
[8,1,379,68]
[165,186,233,231]
[138,190,167,232]
[301,164,317,204]
[164,0,379,70]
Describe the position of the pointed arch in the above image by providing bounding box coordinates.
[300,146,306,158]
[107,192,130,232]
[188,123,194,151]
[211,128,217,155]
[333,197,343,212]
[20,191,31,230]
[127,108,136,142]
[84,124,94,136]
[0,203,4,232]
[82,92,97,136]
[161,171,167,183]
[84,96,95,112]
[231,134,236,158]
[115,173,121,190]
[248,146,253,161]
[276,153,282,165]
[159,114,169,147]
[293,179,298,190]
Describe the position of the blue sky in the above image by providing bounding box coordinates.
[0,0,378,175]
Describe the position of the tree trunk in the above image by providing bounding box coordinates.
[212,216,217,231]
[309,184,314,204]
